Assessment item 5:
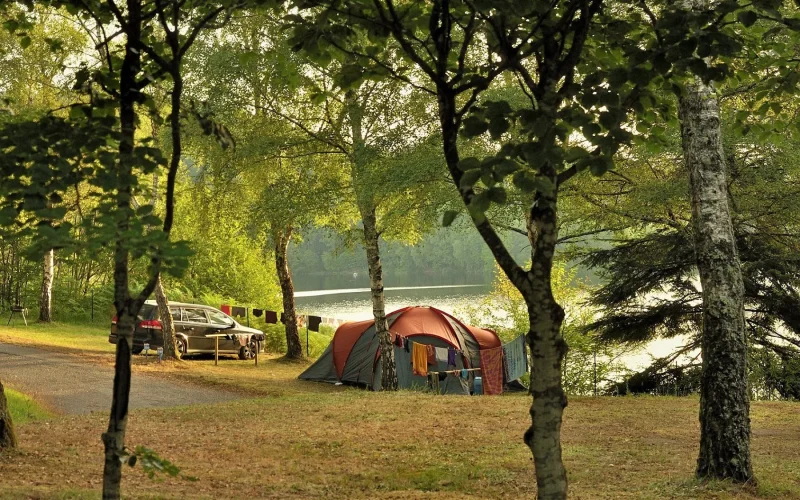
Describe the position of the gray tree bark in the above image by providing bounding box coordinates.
[0,379,17,450]
[346,89,397,390]
[38,249,54,323]
[275,227,303,359]
[523,168,569,499]
[679,82,753,483]
[154,275,179,359]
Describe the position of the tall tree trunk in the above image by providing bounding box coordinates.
[38,249,53,322]
[154,275,178,359]
[346,89,397,390]
[436,83,568,498]
[0,378,17,450]
[275,227,302,359]
[524,170,569,500]
[679,82,753,482]
[102,2,141,497]
[361,204,396,390]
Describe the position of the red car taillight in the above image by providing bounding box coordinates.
[139,319,162,330]
[111,315,118,325]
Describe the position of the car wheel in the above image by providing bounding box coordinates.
[176,337,187,358]
[238,341,257,360]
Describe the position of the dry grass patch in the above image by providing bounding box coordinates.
[0,322,112,356]
[1,395,799,499]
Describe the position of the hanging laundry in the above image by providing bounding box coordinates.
[426,344,436,365]
[263,310,278,324]
[480,347,504,395]
[296,315,306,328]
[308,315,322,332]
[220,304,231,315]
[279,312,286,324]
[231,306,246,317]
[412,342,429,376]
[447,348,457,367]
[503,335,529,382]
[252,309,263,318]
[394,345,412,388]
[393,334,404,348]
[434,347,449,365]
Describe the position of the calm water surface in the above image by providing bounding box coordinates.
[293,278,688,371]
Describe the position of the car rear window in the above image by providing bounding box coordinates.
[138,305,156,322]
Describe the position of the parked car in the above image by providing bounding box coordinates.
[109,300,265,360]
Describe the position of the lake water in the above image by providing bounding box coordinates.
[294,281,689,372]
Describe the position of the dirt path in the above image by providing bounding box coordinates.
[0,342,241,415]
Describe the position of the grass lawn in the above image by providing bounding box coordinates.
[5,388,54,425]
[0,321,112,355]
[1,322,799,499]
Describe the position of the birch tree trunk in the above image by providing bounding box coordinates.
[154,275,179,359]
[361,204,396,390]
[679,82,753,483]
[275,227,303,359]
[38,249,54,323]
[0,379,17,450]
[346,89,396,390]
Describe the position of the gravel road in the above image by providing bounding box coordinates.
[0,342,241,415]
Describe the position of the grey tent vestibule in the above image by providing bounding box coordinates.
[299,306,502,394]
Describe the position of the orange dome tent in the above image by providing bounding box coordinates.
[299,306,501,394]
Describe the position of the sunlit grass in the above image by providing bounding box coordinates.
[0,321,113,354]
[6,388,54,425]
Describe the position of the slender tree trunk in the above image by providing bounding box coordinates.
[0,378,17,450]
[275,228,303,359]
[102,2,141,497]
[679,82,753,482]
[346,89,396,390]
[436,82,568,498]
[524,171,569,500]
[361,204,396,390]
[154,275,178,359]
[38,249,54,322]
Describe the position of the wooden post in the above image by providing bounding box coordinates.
[215,337,219,366]
[254,341,259,367]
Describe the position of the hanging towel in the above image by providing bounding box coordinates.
[297,315,306,328]
[412,342,429,376]
[394,345,412,389]
[480,347,504,395]
[252,309,263,318]
[503,335,529,382]
[280,312,286,324]
[426,345,436,365]
[434,347,449,365]
[263,310,278,324]
[231,306,246,318]
[221,304,231,315]
[308,315,322,332]
[447,348,457,367]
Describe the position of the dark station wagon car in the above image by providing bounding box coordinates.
[109,300,265,360]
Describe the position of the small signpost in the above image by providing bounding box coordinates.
[157,347,164,363]
[143,343,150,360]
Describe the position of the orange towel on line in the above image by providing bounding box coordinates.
[412,342,429,376]
[480,347,504,395]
